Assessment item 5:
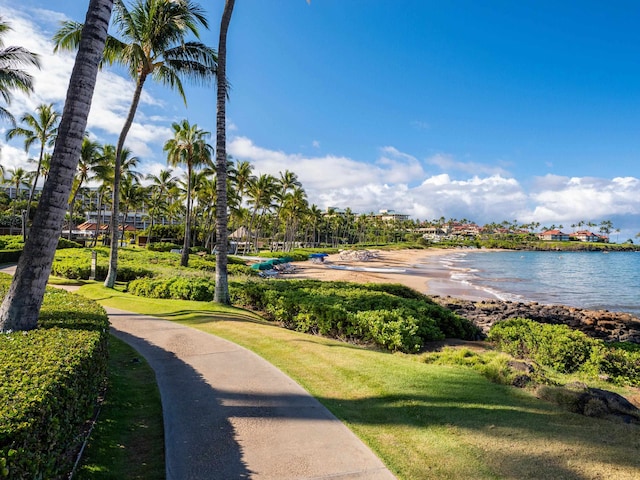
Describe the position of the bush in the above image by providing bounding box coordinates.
[0,285,109,479]
[56,238,82,249]
[229,279,478,353]
[147,242,181,252]
[127,276,216,301]
[488,318,640,386]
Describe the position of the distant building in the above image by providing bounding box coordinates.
[571,230,608,243]
[375,209,409,222]
[538,229,571,241]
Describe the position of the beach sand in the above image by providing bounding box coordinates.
[285,248,501,301]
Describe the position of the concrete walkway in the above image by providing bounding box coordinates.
[108,307,396,479]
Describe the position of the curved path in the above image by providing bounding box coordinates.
[108,307,396,479]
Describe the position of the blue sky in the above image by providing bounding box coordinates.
[1,0,639,241]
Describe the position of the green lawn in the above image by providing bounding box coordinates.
[79,284,640,480]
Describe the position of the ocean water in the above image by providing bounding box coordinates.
[435,250,640,316]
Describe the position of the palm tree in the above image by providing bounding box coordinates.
[67,136,101,239]
[0,0,113,332]
[6,167,29,235]
[54,0,217,287]
[213,0,235,304]
[0,17,41,125]
[164,119,212,267]
[119,174,144,245]
[247,173,278,252]
[6,103,60,240]
[145,168,177,240]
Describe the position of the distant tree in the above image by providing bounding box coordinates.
[6,103,60,240]
[164,119,212,267]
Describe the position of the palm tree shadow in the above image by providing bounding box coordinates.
[111,328,254,479]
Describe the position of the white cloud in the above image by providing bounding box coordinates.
[0,5,173,169]
[426,153,510,177]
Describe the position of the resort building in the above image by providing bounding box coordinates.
[538,229,571,241]
[571,230,608,243]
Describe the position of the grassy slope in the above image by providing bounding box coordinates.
[79,284,640,480]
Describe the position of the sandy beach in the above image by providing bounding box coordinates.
[286,248,501,301]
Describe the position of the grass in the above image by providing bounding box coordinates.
[74,335,164,479]
[78,283,640,479]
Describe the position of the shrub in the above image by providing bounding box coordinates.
[229,279,477,353]
[488,318,640,385]
[127,276,216,301]
[56,238,82,249]
[0,285,109,479]
[147,242,181,252]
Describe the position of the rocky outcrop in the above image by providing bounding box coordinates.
[430,296,640,344]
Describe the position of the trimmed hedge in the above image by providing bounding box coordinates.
[0,285,109,479]
[229,280,478,353]
[127,276,216,301]
[488,318,640,386]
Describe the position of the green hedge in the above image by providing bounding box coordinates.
[229,280,478,353]
[488,318,640,385]
[127,276,216,301]
[0,285,109,479]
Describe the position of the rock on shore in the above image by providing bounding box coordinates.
[430,296,640,344]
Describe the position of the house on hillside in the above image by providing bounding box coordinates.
[571,230,608,243]
[538,229,571,241]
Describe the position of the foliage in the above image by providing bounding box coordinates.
[127,276,215,302]
[422,347,517,385]
[229,279,478,353]
[147,242,181,252]
[51,247,154,281]
[0,282,109,479]
[145,225,183,242]
[488,318,640,386]
[56,237,83,249]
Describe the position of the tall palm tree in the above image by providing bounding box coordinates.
[54,0,217,287]
[6,103,60,240]
[214,0,235,304]
[164,119,212,267]
[0,17,41,125]
[119,174,144,244]
[90,144,116,245]
[0,0,113,332]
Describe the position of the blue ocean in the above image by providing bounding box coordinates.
[438,250,640,316]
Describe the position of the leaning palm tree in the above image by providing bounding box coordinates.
[6,103,60,240]
[54,0,217,287]
[0,0,113,332]
[0,17,41,125]
[164,119,212,267]
[214,0,235,304]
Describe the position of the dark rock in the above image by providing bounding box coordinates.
[430,297,640,344]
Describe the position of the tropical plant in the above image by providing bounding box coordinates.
[67,136,101,239]
[5,103,60,239]
[0,17,41,125]
[0,0,113,332]
[54,0,218,287]
[5,167,29,235]
[164,119,212,266]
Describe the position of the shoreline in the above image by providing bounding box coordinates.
[287,248,500,301]
[285,248,640,344]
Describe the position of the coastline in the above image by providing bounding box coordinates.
[287,248,499,301]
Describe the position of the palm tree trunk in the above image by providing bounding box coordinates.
[214,0,235,304]
[180,165,192,267]
[0,0,113,331]
[23,143,46,241]
[105,73,147,287]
